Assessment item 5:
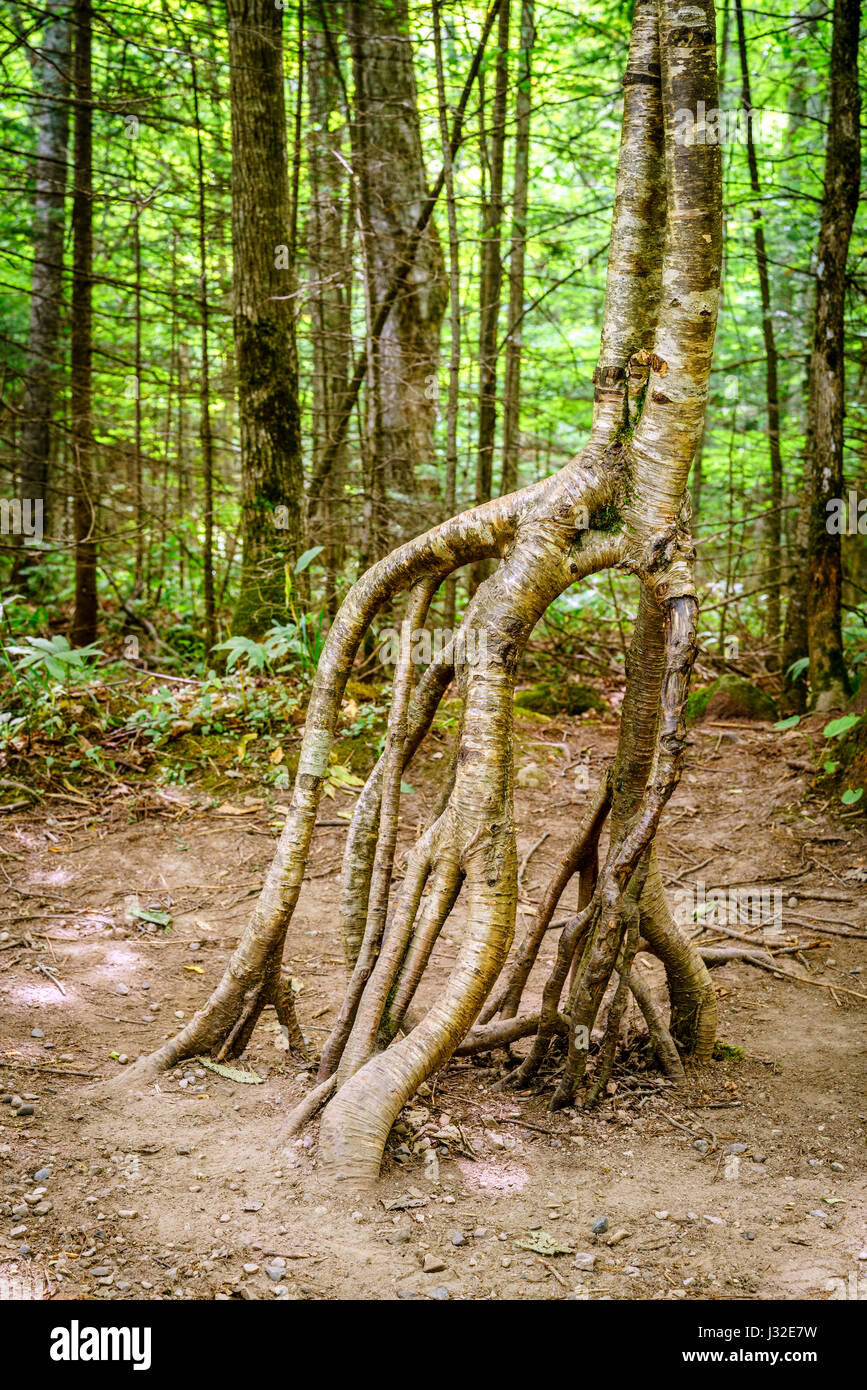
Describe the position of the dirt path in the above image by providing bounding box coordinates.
[1,717,865,1301]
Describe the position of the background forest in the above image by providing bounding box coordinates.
[0,0,865,801]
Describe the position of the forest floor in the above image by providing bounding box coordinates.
[1,708,866,1301]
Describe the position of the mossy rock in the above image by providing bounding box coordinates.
[514,680,605,717]
[685,675,778,725]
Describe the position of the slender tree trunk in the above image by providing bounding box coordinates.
[734,0,783,652]
[784,0,860,711]
[191,55,217,650]
[432,0,461,629]
[69,0,98,646]
[345,0,446,551]
[14,0,71,578]
[307,7,352,617]
[501,0,534,497]
[473,0,510,531]
[227,0,305,638]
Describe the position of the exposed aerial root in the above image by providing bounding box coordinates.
[480,771,611,1024]
[627,965,686,1080]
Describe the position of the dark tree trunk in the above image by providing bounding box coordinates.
[227,0,305,638]
[789,0,860,710]
[14,0,71,579]
[734,0,783,652]
[69,0,98,646]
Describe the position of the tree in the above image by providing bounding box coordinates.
[69,0,98,646]
[783,0,861,711]
[345,0,446,555]
[114,0,725,1189]
[227,0,305,638]
[501,0,534,498]
[12,0,71,581]
[307,4,352,615]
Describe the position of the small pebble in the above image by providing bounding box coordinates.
[422,1254,446,1274]
[31,1028,45,1039]
[451,1232,466,1247]
[429,1287,450,1300]
[592,1216,609,1235]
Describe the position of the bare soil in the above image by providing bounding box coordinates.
[1,713,865,1301]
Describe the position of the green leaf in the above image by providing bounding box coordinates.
[293,545,324,575]
[823,761,840,775]
[400,781,415,794]
[774,714,801,730]
[841,787,863,806]
[785,656,810,681]
[823,714,859,740]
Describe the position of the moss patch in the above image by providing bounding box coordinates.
[686,675,778,725]
[514,680,605,717]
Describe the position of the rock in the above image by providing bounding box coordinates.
[451,1232,466,1247]
[9,1225,27,1238]
[33,1201,51,1215]
[15,1104,34,1117]
[265,1265,284,1283]
[89,1266,111,1277]
[33,1168,51,1182]
[422,1254,446,1274]
[397,1289,419,1299]
[752,1152,767,1163]
[592,1216,609,1236]
[723,1155,741,1181]
[574,1252,596,1270]
[606,1229,632,1247]
[514,681,605,717]
[31,1028,45,1039]
[685,675,778,725]
[243,1263,260,1274]
[692,1139,709,1154]
[727,1143,747,1154]
[830,1162,845,1173]
[115,983,130,996]
[501,1257,512,1269]
[429,1287,450,1300]
[386,1232,411,1245]
[243,1201,263,1212]
[1,1094,13,1104]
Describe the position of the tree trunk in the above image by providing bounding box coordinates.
[801,0,860,710]
[345,0,446,552]
[433,0,462,630]
[13,0,71,579]
[69,0,98,647]
[307,8,352,617]
[227,0,305,639]
[470,0,510,593]
[501,0,534,497]
[113,0,723,1193]
[734,0,783,653]
[191,54,217,651]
